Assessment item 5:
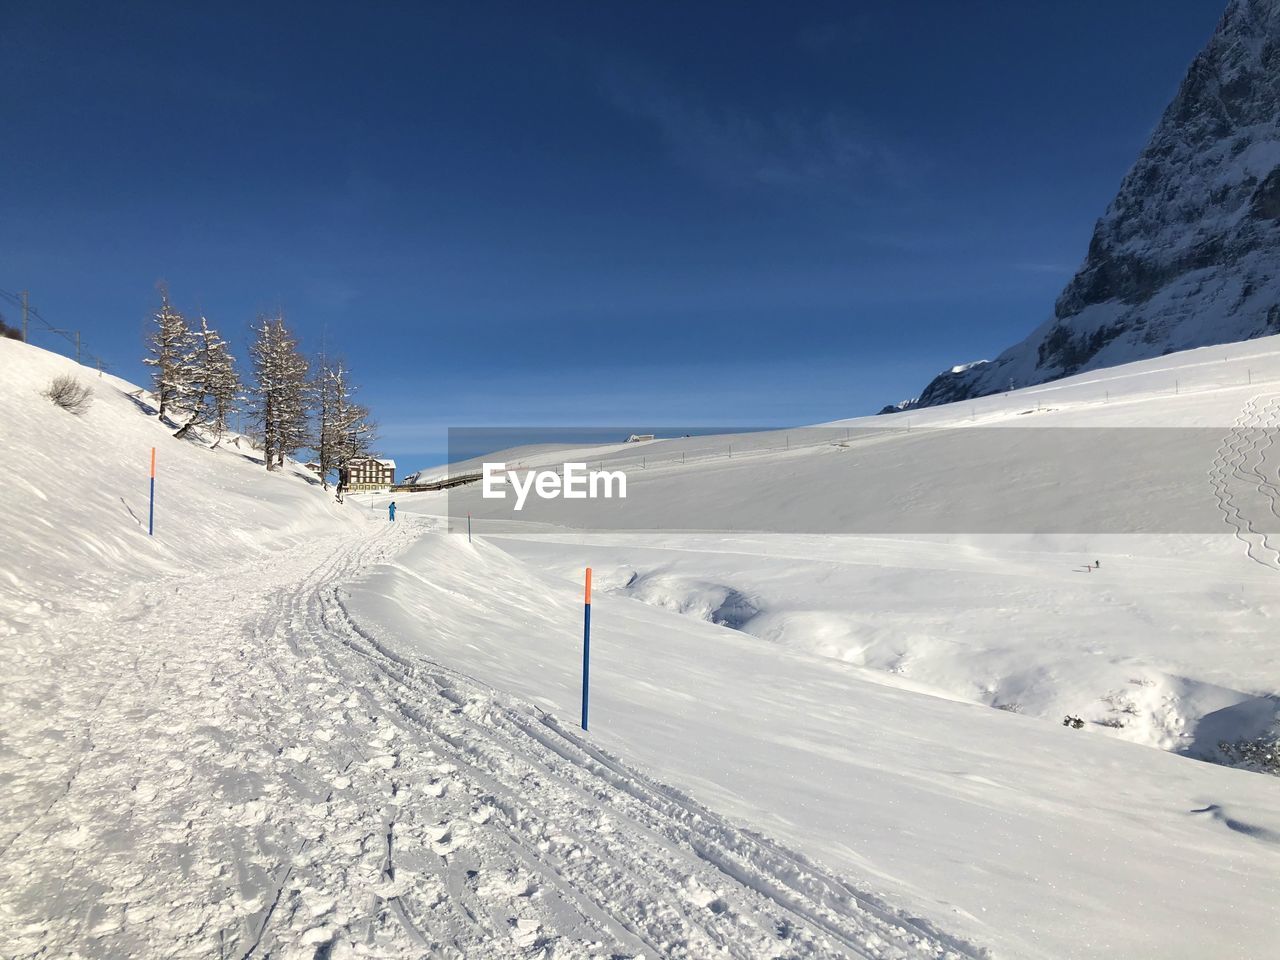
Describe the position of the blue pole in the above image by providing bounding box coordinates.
[148,447,156,537]
[467,512,472,543]
[581,567,592,731]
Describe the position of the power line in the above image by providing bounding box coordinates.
[0,287,111,374]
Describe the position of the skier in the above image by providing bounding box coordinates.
[388,501,396,522]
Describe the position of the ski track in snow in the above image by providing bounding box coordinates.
[1208,394,1280,569]
[0,518,981,960]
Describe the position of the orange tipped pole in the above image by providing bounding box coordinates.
[582,567,592,730]
[148,447,156,536]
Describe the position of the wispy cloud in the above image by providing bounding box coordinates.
[600,67,900,194]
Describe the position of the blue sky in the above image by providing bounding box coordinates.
[0,1,1224,469]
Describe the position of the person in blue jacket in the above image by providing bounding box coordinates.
[388,501,397,522]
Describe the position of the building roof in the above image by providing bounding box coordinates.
[349,457,396,468]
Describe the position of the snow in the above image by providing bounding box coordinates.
[5,334,1280,958]
[0,338,361,633]
[372,335,1280,957]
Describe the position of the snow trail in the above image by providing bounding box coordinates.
[1208,394,1280,568]
[0,518,979,959]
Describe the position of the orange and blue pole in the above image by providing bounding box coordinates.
[148,447,156,537]
[581,567,592,731]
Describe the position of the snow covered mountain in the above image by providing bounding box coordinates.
[907,0,1280,409]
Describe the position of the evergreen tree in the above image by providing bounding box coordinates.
[249,313,309,471]
[203,320,241,441]
[142,285,193,418]
[173,318,239,440]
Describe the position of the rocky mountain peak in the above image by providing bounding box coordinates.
[904,0,1280,410]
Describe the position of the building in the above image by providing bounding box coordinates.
[340,457,396,491]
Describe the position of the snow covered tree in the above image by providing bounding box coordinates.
[311,355,335,489]
[311,358,376,490]
[142,286,194,418]
[328,360,377,480]
[202,320,241,441]
[248,313,309,470]
[173,318,239,440]
[275,347,310,469]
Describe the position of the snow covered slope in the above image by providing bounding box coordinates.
[0,340,984,959]
[0,337,362,631]
[910,0,1280,408]
[349,517,1280,960]
[6,332,1280,959]
[379,339,1280,958]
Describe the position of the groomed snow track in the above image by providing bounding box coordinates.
[0,518,984,960]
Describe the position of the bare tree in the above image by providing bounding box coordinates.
[328,359,376,479]
[43,374,93,414]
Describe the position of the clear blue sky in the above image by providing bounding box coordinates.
[0,1,1224,469]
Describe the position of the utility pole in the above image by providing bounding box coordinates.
[20,290,28,341]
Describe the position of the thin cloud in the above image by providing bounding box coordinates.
[600,67,900,194]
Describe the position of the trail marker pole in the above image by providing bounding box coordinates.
[148,447,156,536]
[581,567,592,731]
[467,512,472,543]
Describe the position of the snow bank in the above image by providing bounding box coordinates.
[345,528,1280,960]
[0,338,364,631]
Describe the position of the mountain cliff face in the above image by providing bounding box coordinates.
[906,0,1280,409]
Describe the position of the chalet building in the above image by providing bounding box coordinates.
[340,457,396,491]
